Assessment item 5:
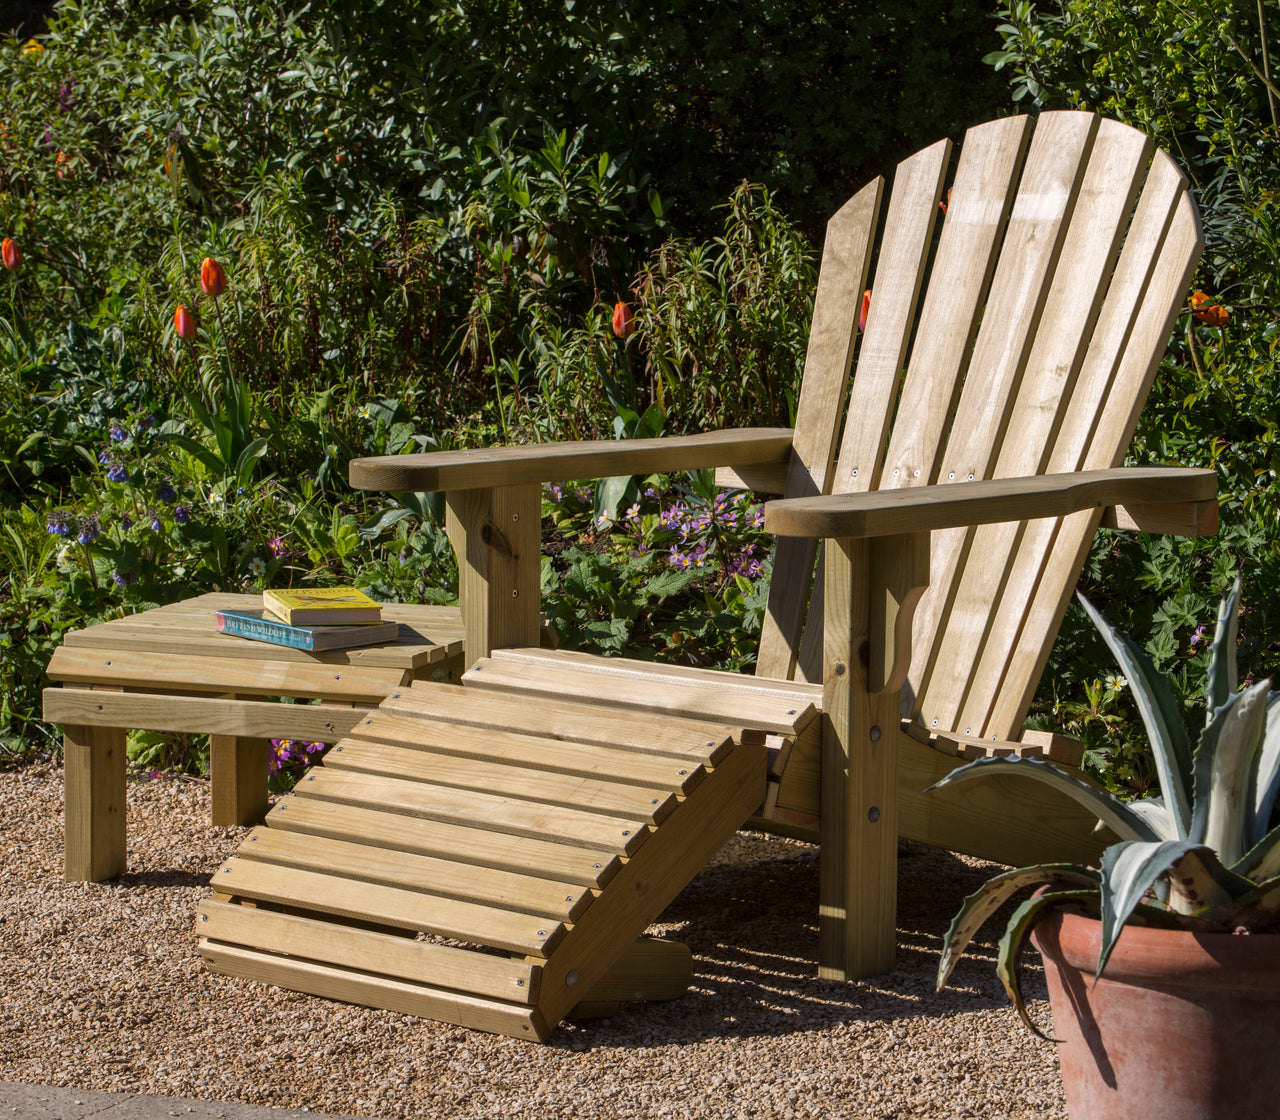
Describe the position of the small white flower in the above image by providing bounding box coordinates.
[249,557,266,576]
[56,545,72,565]
[1105,674,1127,692]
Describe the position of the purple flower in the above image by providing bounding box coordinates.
[149,508,162,531]
[268,535,288,558]
[120,514,133,530]
[106,464,128,483]
[58,80,77,112]
[77,516,100,544]
[156,481,177,502]
[46,509,71,536]
[108,424,126,441]
[136,414,154,432]
[548,483,564,502]
[97,449,113,464]
[174,505,190,524]
[1189,624,1210,650]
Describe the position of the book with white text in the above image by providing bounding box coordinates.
[215,608,399,651]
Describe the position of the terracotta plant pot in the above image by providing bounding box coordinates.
[1031,907,1280,1120]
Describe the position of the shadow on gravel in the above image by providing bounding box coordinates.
[111,869,212,891]
[554,836,1043,1048]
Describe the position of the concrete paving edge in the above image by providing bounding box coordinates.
[0,1082,381,1120]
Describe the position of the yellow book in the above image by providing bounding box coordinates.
[262,586,382,626]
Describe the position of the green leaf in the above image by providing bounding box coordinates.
[1077,592,1193,836]
[996,890,1099,1041]
[1248,692,1280,850]
[1205,573,1241,716]
[234,437,269,488]
[1189,679,1270,865]
[937,864,1099,991]
[928,755,1160,843]
[1098,841,1244,976]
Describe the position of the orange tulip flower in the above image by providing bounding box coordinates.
[174,304,196,339]
[200,257,227,298]
[858,289,872,332]
[612,300,635,339]
[1,237,21,270]
[1191,291,1230,327]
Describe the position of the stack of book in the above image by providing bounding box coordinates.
[215,588,399,651]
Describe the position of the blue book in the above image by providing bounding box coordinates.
[215,608,399,651]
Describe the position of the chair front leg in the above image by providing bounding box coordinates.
[819,531,929,980]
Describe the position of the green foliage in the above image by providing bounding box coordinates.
[987,3,1280,793]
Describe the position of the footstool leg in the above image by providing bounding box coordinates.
[210,735,269,827]
[64,724,127,882]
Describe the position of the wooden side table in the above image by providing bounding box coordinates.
[43,592,465,882]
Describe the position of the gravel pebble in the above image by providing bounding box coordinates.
[0,766,1066,1118]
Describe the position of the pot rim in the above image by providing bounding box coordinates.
[1030,904,1280,990]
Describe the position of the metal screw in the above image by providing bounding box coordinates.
[250,835,257,842]
[913,469,921,477]
[893,468,900,477]
[868,806,881,823]
[679,770,687,776]
[967,473,974,480]
[787,709,796,716]
[334,674,341,680]
[651,799,659,805]
[512,513,520,522]
[512,589,519,598]
[473,665,483,671]
[948,472,955,480]
[392,693,401,699]
[594,863,602,869]
[538,929,546,937]
[931,718,938,726]
[851,468,859,477]
[223,868,231,874]
[307,775,315,781]
[566,895,574,902]
[336,746,344,752]
[201,914,208,921]
[965,729,972,736]
[869,725,881,742]
[706,741,714,748]
[622,830,630,837]
[516,979,525,987]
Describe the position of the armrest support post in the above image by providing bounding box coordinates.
[445,484,542,660]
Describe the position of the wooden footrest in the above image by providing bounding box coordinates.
[198,682,767,1040]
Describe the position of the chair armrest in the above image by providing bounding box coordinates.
[763,466,1217,539]
[349,428,795,493]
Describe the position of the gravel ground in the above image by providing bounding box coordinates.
[0,765,1066,1119]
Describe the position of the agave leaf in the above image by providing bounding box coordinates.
[1247,692,1280,850]
[1189,679,1271,866]
[1205,573,1242,717]
[1098,841,1251,975]
[1236,819,1280,883]
[995,890,1098,1041]
[936,863,1100,991]
[928,755,1161,843]
[1123,796,1181,840]
[1076,593,1192,835]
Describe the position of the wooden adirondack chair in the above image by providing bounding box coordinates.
[197,111,1216,1037]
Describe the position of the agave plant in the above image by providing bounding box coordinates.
[933,575,1280,1036]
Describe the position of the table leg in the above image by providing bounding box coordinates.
[63,723,127,882]
[210,735,270,827]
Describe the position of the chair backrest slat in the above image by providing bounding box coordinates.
[915,118,1153,734]
[880,115,1032,490]
[833,137,951,495]
[753,112,1202,744]
[982,175,1202,734]
[755,179,882,681]
[906,112,1101,711]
